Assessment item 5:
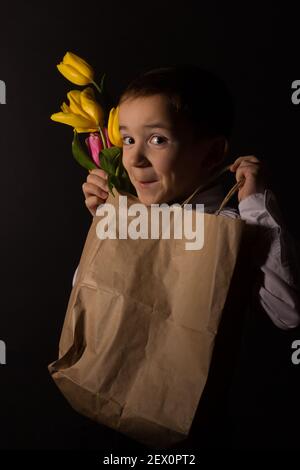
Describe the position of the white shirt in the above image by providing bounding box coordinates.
[190,183,300,330]
[72,184,300,330]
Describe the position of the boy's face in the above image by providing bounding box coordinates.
[119,94,221,205]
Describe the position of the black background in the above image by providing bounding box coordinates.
[0,0,299,452]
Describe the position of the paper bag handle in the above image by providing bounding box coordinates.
[214,177,245,215]
[180,164,245,215]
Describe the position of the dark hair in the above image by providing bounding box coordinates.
[119,64,235,139]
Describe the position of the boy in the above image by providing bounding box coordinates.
[79,64,300,330]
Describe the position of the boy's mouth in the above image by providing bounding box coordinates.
[135,179,159,188]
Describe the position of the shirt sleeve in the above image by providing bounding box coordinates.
[238,189,300,330]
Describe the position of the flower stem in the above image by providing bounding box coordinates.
[98,126,107,149]
[92,80,102,95]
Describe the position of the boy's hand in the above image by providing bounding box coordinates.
[229,155,268,202]
[82,169,109,216]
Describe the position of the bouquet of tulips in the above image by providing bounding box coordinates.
[51,52,135,196]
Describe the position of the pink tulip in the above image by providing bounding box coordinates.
[104,127,112,148]
[85,133,103,167]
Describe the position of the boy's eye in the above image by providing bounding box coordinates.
[149,135,167,145]
[123,136,134,145]
[122,135,167,145]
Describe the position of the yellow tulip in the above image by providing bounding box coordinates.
[107,107,123,147]
[57,52,94,86]
[51,87,104,133]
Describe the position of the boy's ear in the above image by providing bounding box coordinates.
[206,135,228,170]
[214,135,228,159]
[223,138,229,157]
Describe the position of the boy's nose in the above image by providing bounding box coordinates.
[128,145,151,167]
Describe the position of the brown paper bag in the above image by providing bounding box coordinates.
[48,184,246,448]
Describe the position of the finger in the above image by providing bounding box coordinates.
[84,176,109,194]
[82,182,109,200]
[87,173,109,192]
[236,175,246,188]
[83,183,109,201]
[230,156,260,170]
[235,163,260,180]
[230,155,260,171]
[89,168,108,180]
[236,162,261,172]
[85,195,103,216]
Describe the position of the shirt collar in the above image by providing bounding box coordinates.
[184,182,226,213]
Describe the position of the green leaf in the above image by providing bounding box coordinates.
[100,147,121,174]
[99,73,106,94]
[99,146,137,197]
[72,131,98,171]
